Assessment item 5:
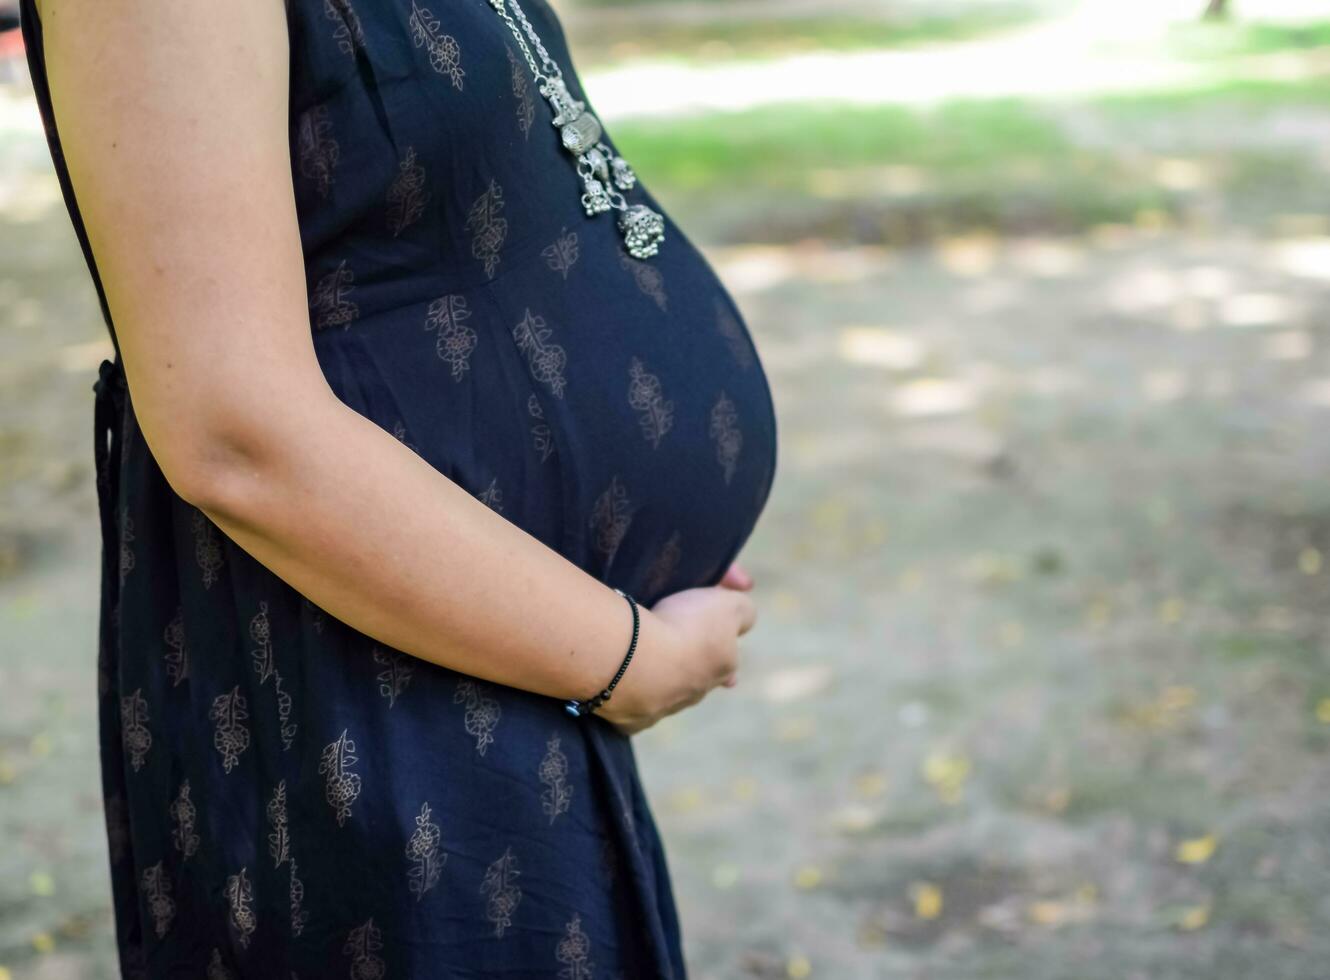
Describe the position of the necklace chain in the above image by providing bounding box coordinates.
[487,0,556,86]
[497,0,561,81]
[483,0,666,260]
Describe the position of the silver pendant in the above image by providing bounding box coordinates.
[611,156,636,191]
[561,113,603,155]
[619,204,665,260]
[581,174,613,216]
[488,0,664,259]
[542,77,584,127]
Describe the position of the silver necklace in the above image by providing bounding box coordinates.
[485,0,666,260]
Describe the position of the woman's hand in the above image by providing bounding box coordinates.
[715,560,754,688]
[598,561,757,736]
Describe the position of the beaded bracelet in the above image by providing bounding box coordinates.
[565,587,639,718]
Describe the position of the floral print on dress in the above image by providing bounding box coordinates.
[170,779,200,860]
[141,861,176,939]
[481,846,522,938]
[121,688,151,772]
[319,728,362,827]
[508,45,536,139]
[477,475,504,513]
[302,595,327,634]
[556,913,594,980]
[628,356,673,449]
[207,948,233,980]
[245,601,297,749]
[406,801,444,901]
[543,227,579,280]
[392,419,420,455]
[410,0,464,89]
[467,178,507,278]
[323,0,365,56]
[643,529,683,598]
[424,294,477,381]
[528,392,556,463]
[589,475,632,565]
[709,390,743,485]
[715,297,755,371]
[454,679,501,756]
[539,734,573,824]
[311,260,359,331]
[387,146,429,237]
[250,601,275,684]
[513,308,568,399]
[192,508,225,590]
[273,670,297,751]
[289,859,310,937]
[296,104,339,199]
[119,509,136,584]
[224,866,256,950]
[619,246,667,311]
[344,918,386,980]
[209,686,250,774]
[373,646,413,707]
[163,605,188,687]
[267,780,290,868]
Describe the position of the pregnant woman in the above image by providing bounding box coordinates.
[21,0,777,975]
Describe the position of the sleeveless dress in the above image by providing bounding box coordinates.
[20,0,777,976]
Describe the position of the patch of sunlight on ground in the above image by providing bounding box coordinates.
[1007,238,1089,278]
[586,0,1330,122]
[1296,377,1330,406]
[1261,330,1313,361]
[710,243,894,294]
[836,327,926,372]
[889,378,979,418]
[1273,237,1330,279]
[1142,369,1190,402]
[934,235,1000,278]
[896,421,1006,464]
[762,665,834,705]
[1106,267,1185,313]
[1217,292,1298,328]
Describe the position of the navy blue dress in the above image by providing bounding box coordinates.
[21,0,777,976]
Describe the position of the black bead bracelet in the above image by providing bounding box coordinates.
[565,587,639,718]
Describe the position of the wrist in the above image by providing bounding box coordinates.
[596,605,674,725]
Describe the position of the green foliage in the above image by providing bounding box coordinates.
[574,12,1033,65]
[1167,18,1330,59]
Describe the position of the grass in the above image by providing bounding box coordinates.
[1167,19,1330,60]
[614,100,1074,191]
[1090,76,1330,115]
[572,11,1033,66]
[610,75,1330,242]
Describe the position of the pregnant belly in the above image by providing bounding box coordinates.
[312,219,776,605]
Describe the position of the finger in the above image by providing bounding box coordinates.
[719,561,753,591]
[721,672,737,687]
[733,592,758,636]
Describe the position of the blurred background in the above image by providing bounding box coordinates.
[3,0,1330,976]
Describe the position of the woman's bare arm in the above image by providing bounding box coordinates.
[38,0,754,723]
